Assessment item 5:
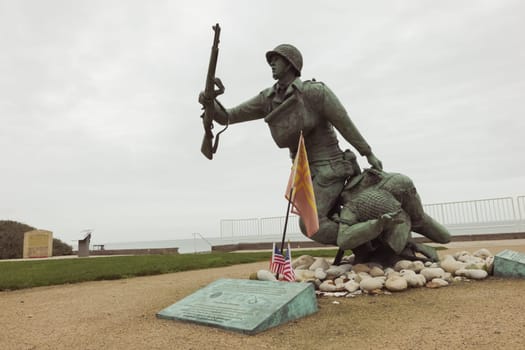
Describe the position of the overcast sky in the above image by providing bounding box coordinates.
[1,1,524,244]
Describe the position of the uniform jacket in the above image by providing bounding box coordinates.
[226,78,372,161]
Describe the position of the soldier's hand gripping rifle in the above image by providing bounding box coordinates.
[200,23,228,160]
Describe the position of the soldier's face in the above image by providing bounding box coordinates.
[269,55,291,80]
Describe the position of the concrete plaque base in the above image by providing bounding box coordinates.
[494,249,525,278]
[157,278,318,334]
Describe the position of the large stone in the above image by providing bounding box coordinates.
[309,258,330,271]
[473,248,492,259]
[352,263,371,273]
[343,280,360,292]
[292,255,315,269]
[394,260,413,272]
[157,279,318,334]
[385,276,408,292]
[411,261,425,273]
[325,264,352,279]
[294,269,316,282]
[319,280,339,292]
[420,267,445,281]
[455,268,488,280]
[493,250,525,278]
[440,255,467,274]
[314,268,327,280]
[369,266,385,277]
[256,270,277,281]
[359,277,385,292]
[400,269,426,288]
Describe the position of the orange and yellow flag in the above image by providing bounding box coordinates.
[285,133,319,237]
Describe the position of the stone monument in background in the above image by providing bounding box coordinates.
[77,229,92,258]
[23,230,53,258]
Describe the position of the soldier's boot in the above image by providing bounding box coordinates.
[401,239,440,262]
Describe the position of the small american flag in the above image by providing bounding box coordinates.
[270,243,285,274]
[281,242,296,282]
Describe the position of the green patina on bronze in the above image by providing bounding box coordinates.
[199,29,451,264]
[335,169,449,264]
[494,250,525,278]
[156,278,318,334]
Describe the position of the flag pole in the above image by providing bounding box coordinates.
[276,186,294,280]
[281,186,294,252]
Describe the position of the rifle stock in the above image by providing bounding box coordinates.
[201,124,213,159]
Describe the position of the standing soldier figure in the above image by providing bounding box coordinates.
[199,44,382,246]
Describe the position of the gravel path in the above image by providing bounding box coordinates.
[1,241,524,350]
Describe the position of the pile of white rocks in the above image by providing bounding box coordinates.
[255,248,495,296]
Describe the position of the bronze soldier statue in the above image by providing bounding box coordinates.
[199,44,383,246]
[335,168,451,264]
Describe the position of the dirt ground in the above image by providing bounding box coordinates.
[1,240,524,350]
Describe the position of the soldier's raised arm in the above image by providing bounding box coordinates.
[321,85,383,170]
[199,89,267,126]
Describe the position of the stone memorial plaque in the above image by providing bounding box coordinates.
[493,249,525,278]
[23,230,53,258]
[157,278,318,334]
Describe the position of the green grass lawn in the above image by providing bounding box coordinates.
[0,249,340,291]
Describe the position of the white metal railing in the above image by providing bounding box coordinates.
[220,196,525,237]
[220,216,301,237]
[260,216,301,236]
[220,218,260,237]
[422,197,516,225]
[518,196,525,221]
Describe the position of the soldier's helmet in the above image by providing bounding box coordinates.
[266,44,303,76]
